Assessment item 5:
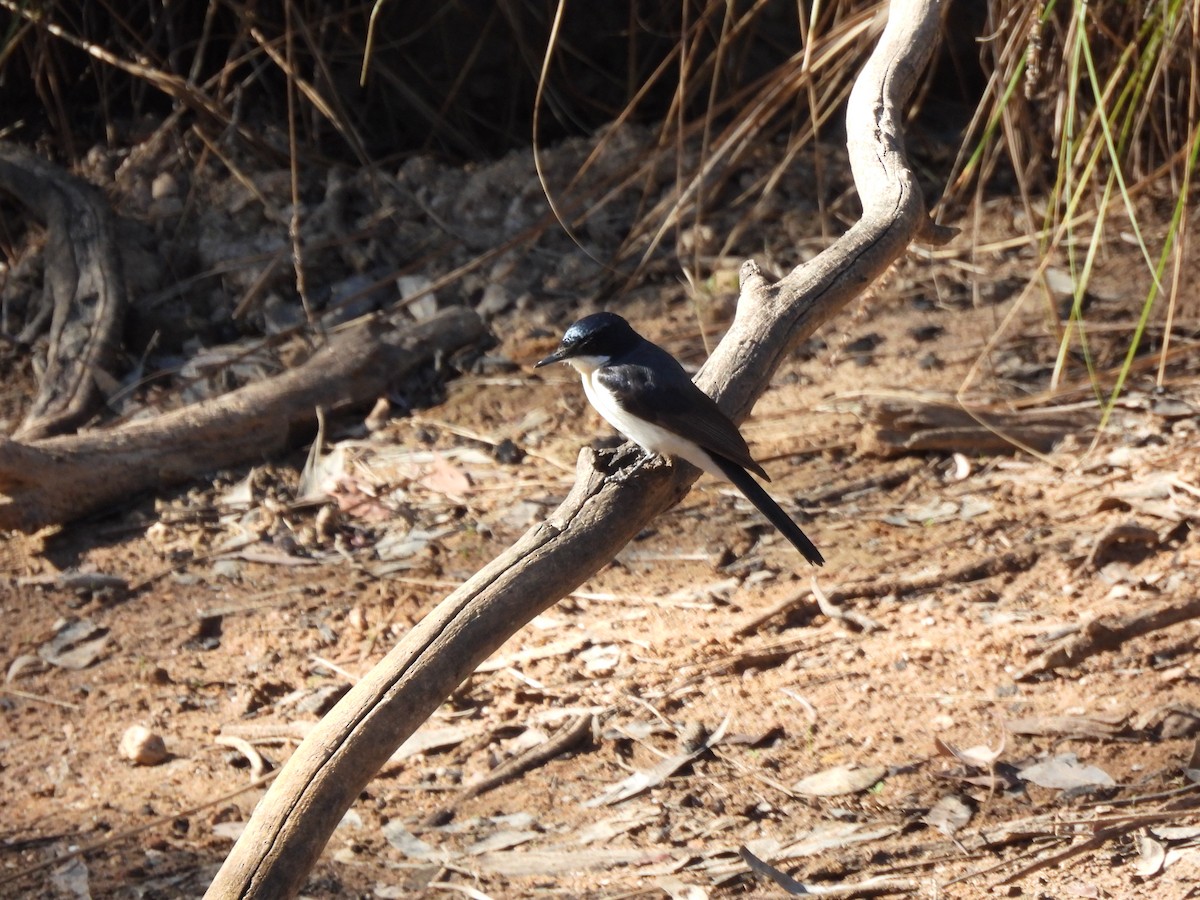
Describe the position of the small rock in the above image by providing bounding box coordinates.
[909,324,944,343]
[120,725,168,766]
[210,559,242,581]
[844,332,884,354]
[492,438,524,465]
[151,172,179,200]
[477,282,513,318]
[296,684,348,716]
[397,274,437,320]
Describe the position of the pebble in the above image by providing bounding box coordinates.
[151,172,179,199]
[120,725,168,765]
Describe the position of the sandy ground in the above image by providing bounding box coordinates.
[3,136,1200,898]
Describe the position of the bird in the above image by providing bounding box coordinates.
[535,311,823,566]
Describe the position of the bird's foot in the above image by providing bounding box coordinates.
[610,448,662,485]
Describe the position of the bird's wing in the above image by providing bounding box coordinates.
[595,359,769,480]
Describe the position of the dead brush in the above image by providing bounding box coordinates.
[946,0,1200,438]
[1,0,1197,434]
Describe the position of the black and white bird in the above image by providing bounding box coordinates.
[536,312,823,566]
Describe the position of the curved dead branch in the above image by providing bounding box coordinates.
[0,308,486,531]
[0,142,127,441]
[206,1,948,897]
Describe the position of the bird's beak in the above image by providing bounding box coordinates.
[534,346,568,368]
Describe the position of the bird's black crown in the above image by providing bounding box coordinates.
[558,312,639,359]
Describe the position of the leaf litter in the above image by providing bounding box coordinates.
[8,138,1200,900]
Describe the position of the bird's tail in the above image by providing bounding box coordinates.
[711,456,824,566]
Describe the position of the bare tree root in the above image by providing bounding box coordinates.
[0,142,127,441]
[206,1,948,896]
[0,308,485,531]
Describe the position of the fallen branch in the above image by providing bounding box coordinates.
[1083,521,1161,570]
[0,308,486,531]
[206,1,948,896]
[1015,594,1200,681]
[856,391,1093,457]
[733,547,1039,637]
[740,845,916,896]
[421,712,597,828]
[0,142,127,441]
[459,712,594,802]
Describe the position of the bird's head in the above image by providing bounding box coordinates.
[535,312,640,374]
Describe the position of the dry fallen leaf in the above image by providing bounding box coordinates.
[923,793,974,837]
[584,751,696,808]
[465,829,541,856]
[585,717,729,807]
[419,452,473,497]
[578,643,622,675]
[1134,831,1167,878]
[738,845,809,894]
[774,822,901,860]
[1150,825,1200,843]
[1006,714,1126,740]
[934,735,1005,768]
[1162,847,1200,876]
[388,723,483,763]
[39,619,110,670]
[1018,753,1115,790]
[476,636,589,673]
[738,845,914,895]
[49,855,90,900]
[373,526,454,562]
[381,820,439,859]
[576,806,658,845]
[793,763,887,797]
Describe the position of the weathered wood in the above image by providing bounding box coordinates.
[857,391,1093,456]
[206,2,948,896]
[1016,594,1200,681]
[0,142,127,441]
[0,308,486,531]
